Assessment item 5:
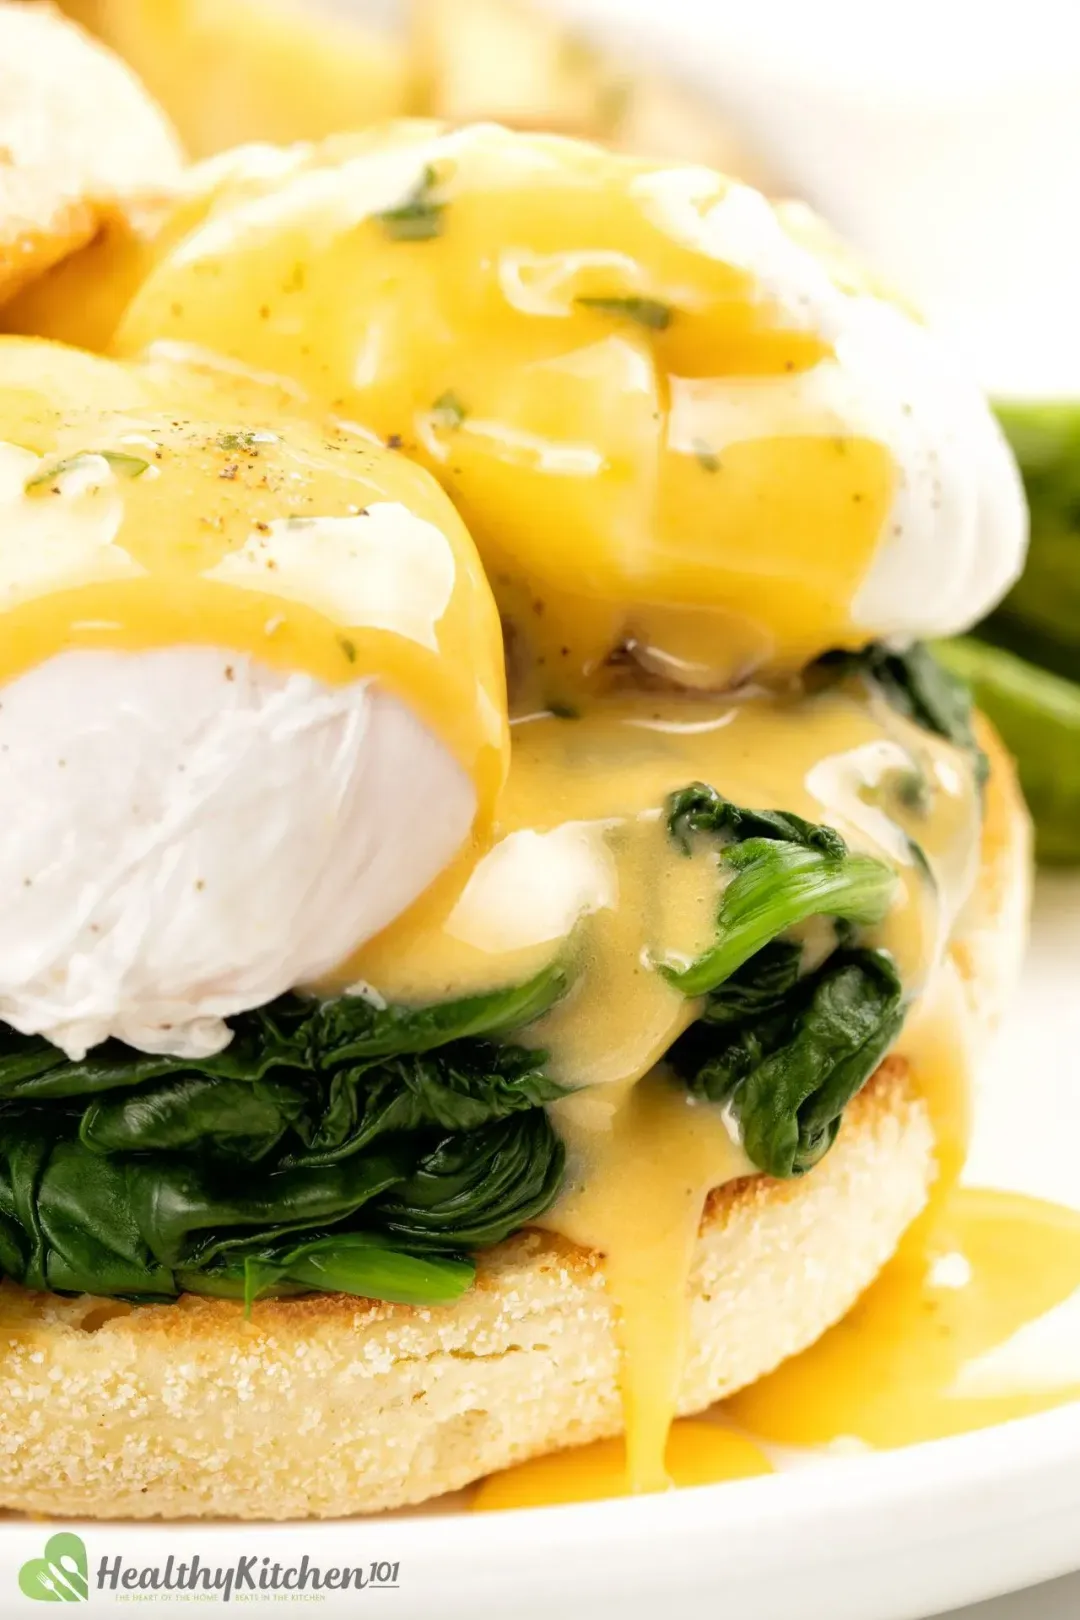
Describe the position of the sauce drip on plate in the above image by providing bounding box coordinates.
[728,1187,1080,1448]
[472,1420,772,1512]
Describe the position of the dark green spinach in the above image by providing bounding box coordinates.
[662,783,906,1175]
[660,783,896,997]
[0,971,569,1304]
[671,948,903,1177]
[814,641,987,781]
[0,1106,563,1302]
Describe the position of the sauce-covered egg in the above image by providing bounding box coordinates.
[0,339,507,1059]
[115,122,1027,692]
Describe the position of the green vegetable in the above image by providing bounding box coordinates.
[937,636,1080,863]
[375,165,445,242]
[294,1044,563,1169]
[984,401,1080,682]
[0,966,568,1101]
[68,1021,564,1171]
[310,962,568,1062]
[24,450,151,491]
[239,1233,474,1311]
[814,641,985,776]
[576,295,673,331]
[80,1075,292,1161]
[375,1113,564,1251]
[698,940,803,1027]
[662,786,905,1171]
[671,948,904,1177]
[0,1105,561,1301]
[0,1120,176,1298]
[123,1141,409,1271]
[660,783,896,997]
[667,784,847,859]
[0,972,570,1303]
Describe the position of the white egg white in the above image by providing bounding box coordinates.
[636,172,1029,640]
[0,648,474,1059]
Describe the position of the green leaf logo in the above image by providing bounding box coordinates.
[18,1533,88,1602]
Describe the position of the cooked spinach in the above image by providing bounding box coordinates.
[814,641,987,781]
[0,1106,562,1301]
[660,783,896,997]
[0,965,567,1101]
[375,1112,564,1250]
[667,783,847,860]
[697,940,804,1028]
[662,784,905,1173]
[237,1233,475,1310]
[0,971,569,1303]
[309,962,568,1063]
[671,948,903,1177]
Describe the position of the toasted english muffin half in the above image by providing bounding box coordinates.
[0,2,182,305]
[0,722,1030,1520]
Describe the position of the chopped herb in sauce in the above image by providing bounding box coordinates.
[217,431,277,453]
[893,767,932,816]
[338,636,358,664]
[692,439,720,473]
[576,295,673,331]
[376,165,445,243]
[431,390,467,430]
[25,450,151,493]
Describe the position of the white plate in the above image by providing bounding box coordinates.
[3,879,1079,1618]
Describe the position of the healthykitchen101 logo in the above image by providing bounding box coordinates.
[20,1533,89,1602]
[18,1531,402,1603]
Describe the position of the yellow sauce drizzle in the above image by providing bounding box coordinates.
[348,682,983,1497]
[472,1420,772,1512]
[542,1072,751,1493]
[112,124,898,689]
[0,338,508,819]
[724,934,1080,1452]
[727,1187,1080,1448]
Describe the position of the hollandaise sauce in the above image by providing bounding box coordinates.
[110,123,1024,694]
[729,1188,1080,1450]
[473,1421,774,1512]
[725,956,1080,1451]
[0,339,508,816]
[466,749,1080,1507]
[346,682,986,1501]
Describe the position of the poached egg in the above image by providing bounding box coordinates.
[112,122,1027,690]
[0,338,507,1059]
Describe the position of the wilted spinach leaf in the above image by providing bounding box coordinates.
[672,948,904,1178]
[0,970,570,1304]
[660,783,896,997]
[814,641,987,782]
[375,1113,565,1251]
